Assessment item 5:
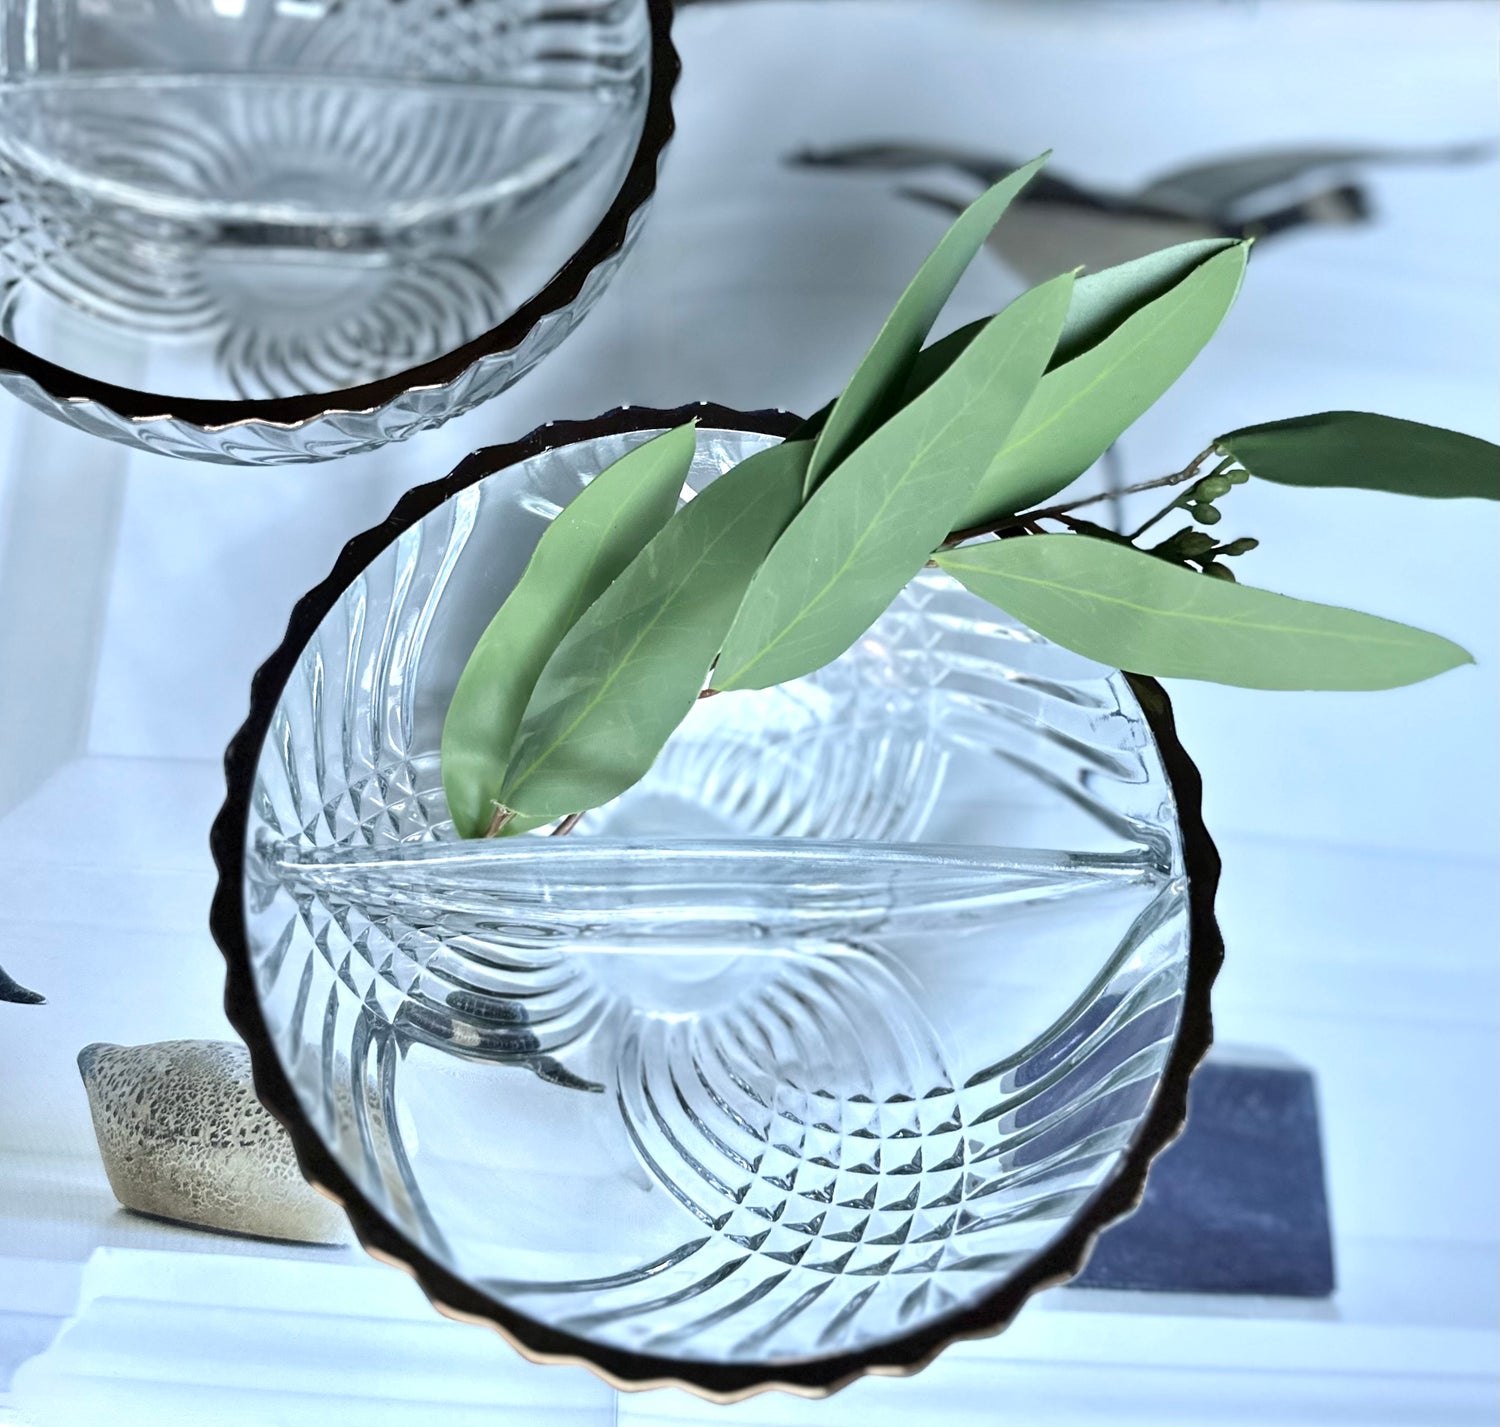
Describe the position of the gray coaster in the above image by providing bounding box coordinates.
[1073,1056,1335,1297]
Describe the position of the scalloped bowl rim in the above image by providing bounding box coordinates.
[208,402,1226,1400]
[0,0,679,438]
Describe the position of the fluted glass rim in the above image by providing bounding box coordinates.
[0,0,678,440]
[209,403,1226,1400]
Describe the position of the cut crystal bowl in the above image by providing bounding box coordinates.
[212,408,1223,1396]
[0,0,674,463]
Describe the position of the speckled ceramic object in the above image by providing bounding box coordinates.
[77,1039,350,1245]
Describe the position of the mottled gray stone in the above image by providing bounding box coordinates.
[77,1039,351,1246]
[1074,1059,1335,1297]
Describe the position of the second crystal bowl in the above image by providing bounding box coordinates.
[0,0,675,463]
[212,407,1224,1396]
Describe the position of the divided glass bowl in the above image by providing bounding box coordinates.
[212,407,1224,1397]
[0,0,675,463]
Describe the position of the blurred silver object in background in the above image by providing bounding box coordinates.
[0,0,673,461]
[793,139,1492,281]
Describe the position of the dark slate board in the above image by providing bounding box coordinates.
[1071,1060,1335,1297]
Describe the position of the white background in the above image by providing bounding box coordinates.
[0,2,1496,1423]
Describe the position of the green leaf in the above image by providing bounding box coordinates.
[895,317,987,408]
[1218,411,1498,500]
[936,533,1471,691]
[802,152,1049,497]
[898,237,1239,407]
[1053,236,1240,367]
[440,422,697,837]
[952,239,1251,529]
[498,438,811,820]
[715,271,1076,693]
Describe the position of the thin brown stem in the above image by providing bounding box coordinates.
[1127,499,1183,543]
[483,805,514,839]
[1128,451,1235,539]
[938,443,1221,550]
[938,516,1035,549]
[550,811,584,837]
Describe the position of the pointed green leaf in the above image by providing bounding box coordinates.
[898,237,1240,408]
[802,152,1050,497]
[498,438,811,820]
[1052,236,1240,367]
[1218,411,1498,500]
[441,422,696,837]
[936,533,1471,690]
[953,239,1251,529]
[896,316,987,408]
[715,271,1076,693]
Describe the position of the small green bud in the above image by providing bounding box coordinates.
[1154,529,1217,558]
[1193,474,1232,501]
[1227,467,1250,484]
[1217,537,1260,557]
[1193,504,1223,525]
[1202,561,1237,582]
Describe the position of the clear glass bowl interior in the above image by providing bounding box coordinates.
[240,425,1193,1367]
[0,0,653,402]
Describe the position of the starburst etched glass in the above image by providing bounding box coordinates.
[0,0,669,461]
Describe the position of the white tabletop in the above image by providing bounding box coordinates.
[1,2,1496,1423]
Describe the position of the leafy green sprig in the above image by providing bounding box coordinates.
[441,155,1496,840]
